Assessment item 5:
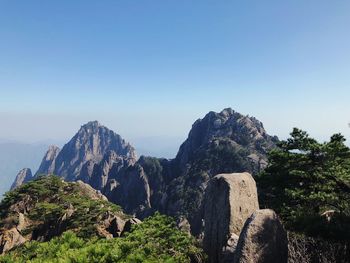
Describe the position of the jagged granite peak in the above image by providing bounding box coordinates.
[52,121,137,181]
[35,145,61,176]
[11,168,32,190]
[176,108,278,173]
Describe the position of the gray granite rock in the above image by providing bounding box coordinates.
[203,172,259,263]
[234,209,288,263]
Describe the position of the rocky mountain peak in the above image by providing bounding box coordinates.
[52,121,136,181]
[176,108,277,168]
[78,120,102,134]
[11,168,32,190]
[25,121,136,184]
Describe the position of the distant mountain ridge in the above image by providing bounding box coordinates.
[12,108,278,235]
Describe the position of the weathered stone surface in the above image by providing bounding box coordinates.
[11,168,32,190]
[0,227,26,254]
[234,209,288,263]
[203,172,259,263]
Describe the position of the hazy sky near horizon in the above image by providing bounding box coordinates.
[0,0,349,151]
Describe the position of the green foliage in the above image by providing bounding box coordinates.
[258,128,350,240]
[0,213,205,263]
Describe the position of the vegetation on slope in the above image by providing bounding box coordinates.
[0,175,125,240]
[0,213,205,263]
[0,176,205,262]
[258,128,350,240]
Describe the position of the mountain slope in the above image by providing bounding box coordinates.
[0,176,204,262]
[0,175,132,254]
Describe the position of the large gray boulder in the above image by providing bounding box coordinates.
[234,209,288,263]
[203,172,259,263]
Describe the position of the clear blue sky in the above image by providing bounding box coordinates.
[0,0,349,154]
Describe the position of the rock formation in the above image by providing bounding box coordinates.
[0,227,26,254]
[35,145,60,176]
[203,173,259,263]
[11,168,32,190]
[233,209,288,263]
[104,164,151,215]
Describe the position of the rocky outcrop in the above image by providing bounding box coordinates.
[0,227,26,254]
[0,176,140,254]
[35,145,60,176]
[203,173,259,263]
[121,218,142,235]
[11,168,32,190]
[234,209,288,263]
[75,180,108,201]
